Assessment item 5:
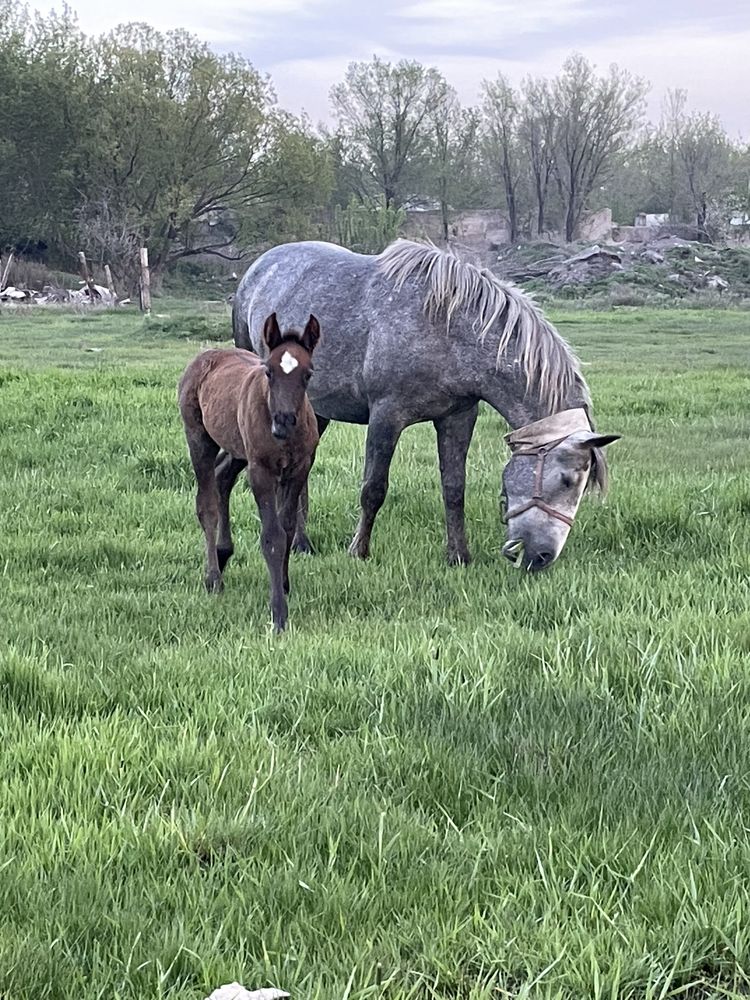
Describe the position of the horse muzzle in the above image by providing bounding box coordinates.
[502,538,557,572]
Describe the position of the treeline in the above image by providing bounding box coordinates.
[1,2,749,289]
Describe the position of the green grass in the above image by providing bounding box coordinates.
[1,305,750,1000]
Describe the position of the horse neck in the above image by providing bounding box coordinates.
[478,366,590,430]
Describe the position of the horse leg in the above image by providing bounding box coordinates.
[215,452,246,572]
[187,433,222,592]
[248,466,288,632]
[292,414,329,554]
[434,404,478,566]
[349,406,405,560]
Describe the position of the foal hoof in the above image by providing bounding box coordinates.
[292,534,314,555]
[204,572,223,594]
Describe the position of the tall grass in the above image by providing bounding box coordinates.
[1,307,749,999]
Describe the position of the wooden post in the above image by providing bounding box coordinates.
[104,264,116,301]
[0,252,14,292]
[78,251,100,301]
[139,247,151,314]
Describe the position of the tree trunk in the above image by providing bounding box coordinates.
[535,180,545,237]
[565,206,577,243]
[506,187,518,243]
[564,183,578,242]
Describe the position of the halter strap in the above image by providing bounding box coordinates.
[503,434,576,528]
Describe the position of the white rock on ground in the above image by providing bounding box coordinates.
[204,984,290,1000]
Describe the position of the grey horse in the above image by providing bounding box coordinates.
[231,239,620,571]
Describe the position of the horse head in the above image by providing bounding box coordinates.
[500,409,620,571]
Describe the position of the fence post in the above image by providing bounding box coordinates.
[104,264,117,302]
[0,252,14,292]
[78,251,100,301]
[139,247,151,314]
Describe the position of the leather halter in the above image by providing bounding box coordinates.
[503,434,576,528]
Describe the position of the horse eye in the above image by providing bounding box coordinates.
[264,367,272,379]
[561,474,574,489]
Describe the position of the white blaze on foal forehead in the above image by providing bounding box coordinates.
[279,350,299,375]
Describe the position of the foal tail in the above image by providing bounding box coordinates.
[232,296,252,350]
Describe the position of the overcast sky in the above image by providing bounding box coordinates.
[42,0,749,138]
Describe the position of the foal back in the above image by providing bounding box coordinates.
[179,348,264,461]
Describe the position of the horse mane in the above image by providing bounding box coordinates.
[378,239,588,414]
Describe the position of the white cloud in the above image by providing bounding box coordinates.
[44,0,311,42]
[33,1,750,137]
[398,0,602,39]
[478,23,750,137]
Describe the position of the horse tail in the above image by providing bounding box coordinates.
[232,294,251,350]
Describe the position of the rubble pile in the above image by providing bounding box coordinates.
[0,283,124,306]
[495,235,750,301]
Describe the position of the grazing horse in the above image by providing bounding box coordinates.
[233,240,620,572]
[178,313,320,631]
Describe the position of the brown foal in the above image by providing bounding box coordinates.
[178,313,320,631]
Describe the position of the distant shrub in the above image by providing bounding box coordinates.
[143,312,229,341]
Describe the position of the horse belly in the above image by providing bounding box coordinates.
[308,383,369,424]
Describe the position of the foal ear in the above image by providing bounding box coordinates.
[571,430,622,450]
[300,314,321,354]
[263,313,283,352]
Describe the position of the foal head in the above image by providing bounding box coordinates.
[262,312,320,440]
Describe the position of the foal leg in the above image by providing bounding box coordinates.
[434,404,478,566]
[278,471,309,596]
[248,466,288,632]
[215,452,246,572]
[187,433,222,592]
[292,415,329,554]
[349,405,406,560]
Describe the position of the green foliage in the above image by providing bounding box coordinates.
[1,306,750,998]
[333,195,406,253]
[0,9,331,280]
[330,56,452,207]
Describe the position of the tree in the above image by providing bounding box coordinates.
[428,93,481,240]
[482,74,523,242]
[550,54,647,241]
[633,90,734,236]
[86,26,274,273]
[519,76,557,236]
[330,56,451,207]
[0,3,99,252]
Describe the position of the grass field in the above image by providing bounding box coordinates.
[1,302,749,1000]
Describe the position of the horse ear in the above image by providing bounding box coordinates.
[572,431,621,449]
[301,314,320,354]
[263,313,282,352]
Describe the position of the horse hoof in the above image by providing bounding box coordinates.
[447,549,471,566]
[292,536,314,555]
[348,538,370,560]
[205,572,223,594]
